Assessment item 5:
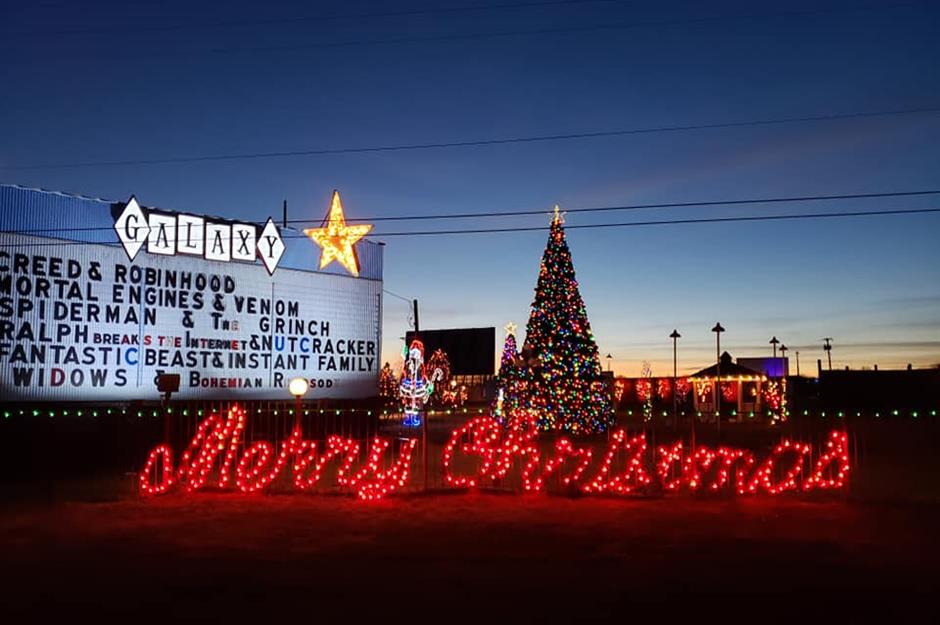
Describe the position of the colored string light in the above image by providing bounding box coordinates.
[140,406,852,500]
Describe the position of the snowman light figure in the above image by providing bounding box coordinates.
[399,338,442,427]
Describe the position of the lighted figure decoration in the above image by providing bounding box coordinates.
[140,405,851,500]
[763,379,789,423]
[517,206,614,434]
[694,379,712,404]
[721,381,738,403]
[640,361,654,422]
[674,377,692,402]
[399,339,443,427]
[440,379,469,407]
[656,378,672,401]
[613,379,626,403]
[425,349,452,406]
[303,190,373,277]
[378,362,398,402]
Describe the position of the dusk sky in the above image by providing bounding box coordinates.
[2,0,938,376]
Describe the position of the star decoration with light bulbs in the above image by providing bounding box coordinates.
[505,321,518,337]
[304,190,373,277]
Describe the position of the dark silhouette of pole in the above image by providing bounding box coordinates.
[795,350,801,376]
[670,330,681,437]
[770,336,779,360]
[712,322,725,439]
[414,299,428,491]
[823,338,833,371]
[779,344,788,376]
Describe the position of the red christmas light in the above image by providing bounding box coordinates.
[139,444,174,495]
[140,405,851,500]
[582,429,651,495]
[803,430,850,490]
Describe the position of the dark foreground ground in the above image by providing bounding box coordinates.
[1,492,938,622]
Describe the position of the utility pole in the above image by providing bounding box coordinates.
[282,199,288,229]
[770,336,779,360]
[712,322,725,439]
[795,350,800,376]
[779,344,788,376]
[414,299,428,491]
[670,330,681,438]
[823,338,833,371]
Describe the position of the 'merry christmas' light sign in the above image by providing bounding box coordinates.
[140,406,850,501]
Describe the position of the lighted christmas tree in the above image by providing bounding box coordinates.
[494,322,527,423]
[499,322,519,374]
[378,362,398,402]
[520,206,613,434]
[425,349,452,407]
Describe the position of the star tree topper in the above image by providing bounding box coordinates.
[304,190,373,277]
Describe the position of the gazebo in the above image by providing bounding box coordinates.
[689,352,767,420]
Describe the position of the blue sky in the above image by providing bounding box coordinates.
[2,0,938,375]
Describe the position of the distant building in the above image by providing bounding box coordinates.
[818,367,940,414]
[737,357,789,378]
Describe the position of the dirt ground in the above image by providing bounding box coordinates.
[1,492,937,622]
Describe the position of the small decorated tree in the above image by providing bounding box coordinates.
[378,362,398,403]
[425,349,452,407]
[494,322,528,424]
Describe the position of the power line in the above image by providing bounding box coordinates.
[6,106,939,171]
[4,189,939,234]
[364,207,940,236]
[383,289,413,304]
[7,0,623,38]
[203,4,917,56]
[2,206,937,247]
[8,3,917,57]
[335,189,940,224]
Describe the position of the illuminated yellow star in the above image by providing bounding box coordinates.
[304,190,372,277]
[552,204,565,224]
[505,321,518,336]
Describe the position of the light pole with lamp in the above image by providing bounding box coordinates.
[770,336,779,360]
[712,322,725,439]
[288,377,309,432]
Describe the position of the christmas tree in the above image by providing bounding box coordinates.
[499,322,519,374]
[425,349,452,407]
[494,322,526,423]
[520,206,613,434]
[378,362,398,402]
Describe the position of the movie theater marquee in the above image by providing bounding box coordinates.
[0,190,382,402]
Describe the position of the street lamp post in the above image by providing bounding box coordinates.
[288,377,309,432]
[669,330,681,434]
[779,344,788,376]
[712,322,725,439]
[770,336,779,360]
